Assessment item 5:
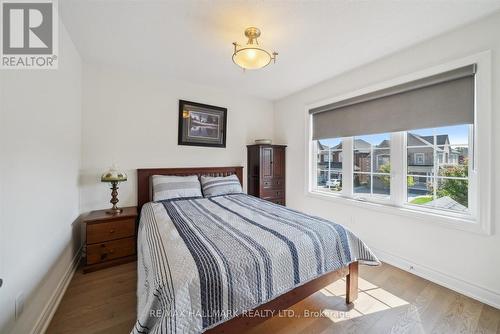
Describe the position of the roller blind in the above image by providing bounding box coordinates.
[311,64,476,140]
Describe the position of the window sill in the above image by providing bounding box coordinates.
[306,190,490,235]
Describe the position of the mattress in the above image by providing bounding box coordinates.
[133,194,379,334]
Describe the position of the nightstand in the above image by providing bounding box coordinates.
[83,206,138,273]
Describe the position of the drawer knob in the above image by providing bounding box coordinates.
[109,249,114,254]
[109,229,115,233]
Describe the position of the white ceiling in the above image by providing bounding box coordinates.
[61,0,500,100]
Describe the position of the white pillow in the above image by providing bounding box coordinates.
[200,174,243,197]
[152,175,202,201]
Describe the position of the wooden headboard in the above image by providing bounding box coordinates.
[137,166,244,210]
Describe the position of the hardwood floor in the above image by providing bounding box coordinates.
[47,262,137,334]
[47,262,500,334]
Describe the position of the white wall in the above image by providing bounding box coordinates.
[274,12,500,307]
[80,64,274,213]
[0,21,82,333]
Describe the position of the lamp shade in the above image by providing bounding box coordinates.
[232,27,277,70]
[101,166,127,182]
[233,46,272,70]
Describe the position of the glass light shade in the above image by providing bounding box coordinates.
[232,46,272,70]
[101,166,127,182]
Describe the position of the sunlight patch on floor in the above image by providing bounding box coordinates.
[322,278,347,296]
[365,287,408,308]
[322,306,364,322]
[319,278,409,323]
[358,277,378,291]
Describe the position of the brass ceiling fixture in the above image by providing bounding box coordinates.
[232,27,278,70]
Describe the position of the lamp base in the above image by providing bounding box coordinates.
[106,181,122,215]
[106,207,123,215]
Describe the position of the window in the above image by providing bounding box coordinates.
[314,138,343,192]
[307,56,495,231]
[414,153,425,165]
[310,124,473,217]
[406,124,470,213]
[353,133,391,199]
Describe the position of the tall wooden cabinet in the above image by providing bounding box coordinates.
[247,144,287,205]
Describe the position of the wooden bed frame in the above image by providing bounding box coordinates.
[136,166,358,332]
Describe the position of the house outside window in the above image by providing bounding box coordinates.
[315,138,343,192]
[353,134,391,199]
[406,125,470,213]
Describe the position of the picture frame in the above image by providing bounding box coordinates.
[178,100,227,148]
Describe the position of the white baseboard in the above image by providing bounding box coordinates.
[371,247,500,309]
[30,247,82,334]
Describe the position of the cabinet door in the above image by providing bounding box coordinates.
[261,147,273,178]
[273,147,285,178]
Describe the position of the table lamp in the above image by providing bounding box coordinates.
[101,165,127,214]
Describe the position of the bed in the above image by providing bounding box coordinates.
[133,166,379,334]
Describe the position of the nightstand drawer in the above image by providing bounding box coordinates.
[86,237,135,265]
[87,219,135,244]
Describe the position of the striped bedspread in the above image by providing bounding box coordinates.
[133,194,379,334]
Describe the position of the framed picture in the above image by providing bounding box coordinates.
[178,100,227,148]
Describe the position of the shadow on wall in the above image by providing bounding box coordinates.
[1,217,83,334]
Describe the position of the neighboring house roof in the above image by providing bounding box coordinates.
[317,141,342,150]
[320,138,387,151]
[420,134,449,146]
[426,196,467,212]
[408,133,450,147]
[353,139,370,151]
[317,141,327,150]
[321,134,451,151]
[377,139,390,148]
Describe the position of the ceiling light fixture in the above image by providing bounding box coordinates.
[232,27,278,70]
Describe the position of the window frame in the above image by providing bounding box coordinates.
[305,51,492,235]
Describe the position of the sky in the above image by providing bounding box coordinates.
[319,124,470,148]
